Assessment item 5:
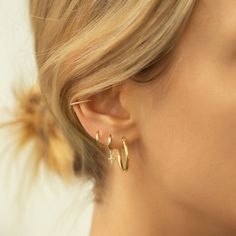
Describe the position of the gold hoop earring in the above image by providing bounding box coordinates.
[96,130,100,143]
[107,134,115,164]
[117,137,129,171]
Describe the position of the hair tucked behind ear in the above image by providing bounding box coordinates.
[1,0,197,202]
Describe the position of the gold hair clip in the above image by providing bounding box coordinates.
[70,99,93,106]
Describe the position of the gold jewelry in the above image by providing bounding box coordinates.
[95,131,129,171]
[70,99,93,106]
[95,130,100,143]
[117,137,129,171]
[107,134,116,164]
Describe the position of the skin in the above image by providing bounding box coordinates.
[73,1,236,235]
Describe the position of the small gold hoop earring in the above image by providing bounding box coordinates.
[107,134,115,164]
[117,137,129,171]
[96,130,100,143]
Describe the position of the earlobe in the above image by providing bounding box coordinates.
[96,131,129,172]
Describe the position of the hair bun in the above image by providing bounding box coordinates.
[1,83,75,181]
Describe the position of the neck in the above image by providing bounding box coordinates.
[88,155,233,236]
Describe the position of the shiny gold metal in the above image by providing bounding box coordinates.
[96,130,100,143]
[94,131,129,171]
[117,137,129,171]
[107,134,116,164]
[70,99,93,106]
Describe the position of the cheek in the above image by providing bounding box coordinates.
[143,69,236,227]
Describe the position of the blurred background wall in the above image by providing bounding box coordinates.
[0,0,94,235]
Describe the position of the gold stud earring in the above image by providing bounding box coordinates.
[107,134,116,164]
[117,136,129,171]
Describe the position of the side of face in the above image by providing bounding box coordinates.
[72,0,236,230]
[131,0,236,229]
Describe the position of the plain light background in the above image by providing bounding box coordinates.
[0,0,94,235]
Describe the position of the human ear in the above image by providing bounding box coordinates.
[71,84,139,149]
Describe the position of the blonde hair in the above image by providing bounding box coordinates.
[1,0,197,202]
